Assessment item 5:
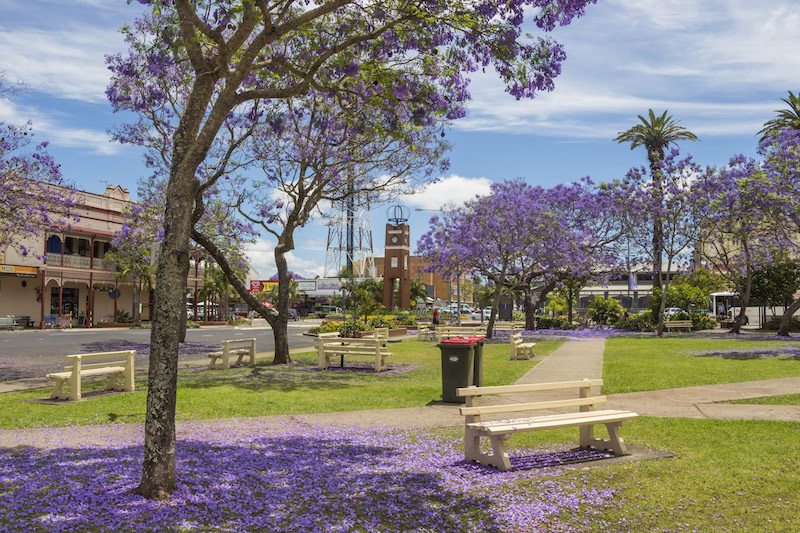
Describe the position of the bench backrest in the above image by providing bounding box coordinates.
[65,351,135,371]
[221,338,256,346]
[457,379,604,419]
[0,317,16,325]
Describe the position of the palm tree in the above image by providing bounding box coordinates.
[615,109,698,293]
[757,91,800,143]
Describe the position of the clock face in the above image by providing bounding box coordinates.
[391,236,398,244]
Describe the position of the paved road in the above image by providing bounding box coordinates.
[0,320,318,382]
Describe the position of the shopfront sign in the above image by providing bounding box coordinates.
[0,265,38,278]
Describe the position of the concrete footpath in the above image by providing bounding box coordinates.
[2,338,799,451]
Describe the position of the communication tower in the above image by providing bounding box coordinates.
[323,191,376,278]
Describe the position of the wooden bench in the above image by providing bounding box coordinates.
[509,333,536,360]
[317,334,391,371]
[416,324,437,341]
[362,327,389,340]
[436,325,486,341]
[492,321,525,334]
[207,338,257,369]
[46,350,135,401]
[664,320,692,332]
[0,316,21,330]
[457,379,638,471]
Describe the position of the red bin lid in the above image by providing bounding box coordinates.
[440,335,484,344]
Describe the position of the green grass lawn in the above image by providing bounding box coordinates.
[603,336,800,393]
[3,334,800,531]
[0,337,563,429]
[732,393,800,406]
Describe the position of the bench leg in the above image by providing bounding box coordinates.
[318,351,330,369]
[580,422,630,456]
[69,370,81,401]
[464,430,512,471]
[222,345,231,369]
[50,378,67,400]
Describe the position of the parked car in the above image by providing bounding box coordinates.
[469,309,485,321]
[288,308,298,320]
[664,308,684,319]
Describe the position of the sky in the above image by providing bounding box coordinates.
[2,0,799,279]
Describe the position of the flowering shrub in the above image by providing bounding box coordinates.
[369,316,397,329]
[399,317,417,326]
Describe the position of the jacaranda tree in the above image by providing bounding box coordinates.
[107,0,599,499]
[1,77,78,258]
[695,154,787,334]
[753,128,800,335]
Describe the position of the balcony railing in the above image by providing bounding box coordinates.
[45,253,114,271]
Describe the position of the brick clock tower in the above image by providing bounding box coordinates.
[382,206,411,310]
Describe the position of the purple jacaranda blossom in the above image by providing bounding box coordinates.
[0,423,619,532]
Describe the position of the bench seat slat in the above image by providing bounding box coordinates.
[471,410,639,435]
[457,379,602,397]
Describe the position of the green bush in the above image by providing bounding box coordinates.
[764,316,800,331]
[398,317,417,326]
[339,319,367,337]
[535,315,576,330]
[691,315,718,331]
[512,310,525,321]
[672,311,691,321]
[615,313,656,332]
[186,320,200,329]
[586,296,624,325]
[114,309,133,323]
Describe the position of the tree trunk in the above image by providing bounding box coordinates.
[522,286,536,331]
[778,298,800,336]
[134,166,196,500]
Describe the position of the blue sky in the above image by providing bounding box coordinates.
[2,0,799,279]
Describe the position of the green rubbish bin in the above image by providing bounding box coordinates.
[438,336,485,403]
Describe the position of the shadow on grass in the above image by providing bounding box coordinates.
[0,427,513,532]
[176,358,422,394]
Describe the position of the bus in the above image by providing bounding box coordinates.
[313,304,341,318]
[710,292,785,327]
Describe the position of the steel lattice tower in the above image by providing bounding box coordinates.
[323,190,376,278]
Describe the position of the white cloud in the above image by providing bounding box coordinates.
[0,27,124,103]
[400,174,493,211]
[455,0,800,139]
[245,238,325,280]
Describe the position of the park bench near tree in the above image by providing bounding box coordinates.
[509,333,536,360]
[0,316,21,330]
[317,333,391,371]
[207,338,257,369]
[457,379,639,471]
[46,350,135,401]
[436,325,487,341]
[664,320,693,332]
[492,321,526,335]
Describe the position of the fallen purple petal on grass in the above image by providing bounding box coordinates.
[0,424,620,532]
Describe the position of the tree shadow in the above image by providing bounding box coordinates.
[0,428,512,532]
